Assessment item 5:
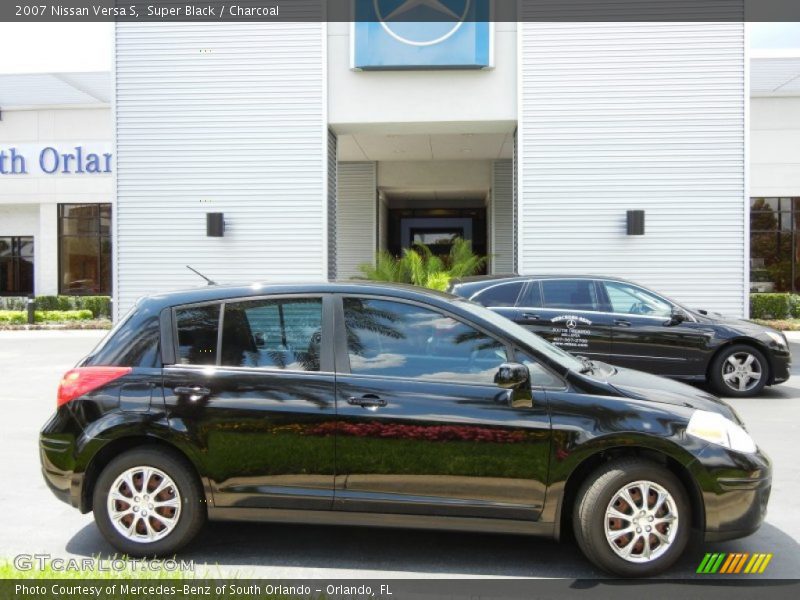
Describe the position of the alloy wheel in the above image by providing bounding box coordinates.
[721,352,763,393]
[106,466,181,543]
[604,480,679,563]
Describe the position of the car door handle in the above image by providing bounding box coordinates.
[173,386,211,399]
[347,394,387,408]
[520,312,542,321]
[614,319,632,327]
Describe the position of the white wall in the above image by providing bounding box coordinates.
[336,162,377,279]
[114,22,326,316]
[327,22,516,127]
[519,23,747,317]
[377,160,492,190]
[0,107,112,295]
[751,96,800,197]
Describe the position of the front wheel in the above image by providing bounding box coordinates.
[573,458,690,577]
[709,344,768,397]
[92,447,206,556]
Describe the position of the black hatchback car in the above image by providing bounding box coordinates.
[41,282,771,577]
[449,275,791,398]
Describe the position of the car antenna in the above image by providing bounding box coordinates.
[186,265,217,286]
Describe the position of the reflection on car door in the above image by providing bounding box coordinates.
[162,296,337,511]
[512,279,613,360]
[333,295,551,520]
[598,280,709,377]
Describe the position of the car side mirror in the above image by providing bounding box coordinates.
[494,362,533,408]
[665,307,688,326]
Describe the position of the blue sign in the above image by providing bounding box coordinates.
[353,0,492,70]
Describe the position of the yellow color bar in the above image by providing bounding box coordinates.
[758,554,774,573]
[744,554,759,573]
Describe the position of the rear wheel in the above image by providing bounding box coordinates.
[573,458,690,577]
[709,344,768,397]
[92,447,205,556]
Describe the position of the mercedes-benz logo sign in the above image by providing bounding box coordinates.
[566,319,578,329]
[374,0,471,47]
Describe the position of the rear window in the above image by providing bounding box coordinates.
[471,281,524,307]
[221,297,323,371]
[175,304,220,366]
[541,279,598,311]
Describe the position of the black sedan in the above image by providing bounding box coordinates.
[449,275,791,398]
[40,282,770,577]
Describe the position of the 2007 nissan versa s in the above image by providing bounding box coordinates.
[40,282,771,577]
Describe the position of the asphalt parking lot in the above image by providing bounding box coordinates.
[2,329,799,579]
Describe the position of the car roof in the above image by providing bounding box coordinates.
[449,274,641,293]
[135,280,458,311]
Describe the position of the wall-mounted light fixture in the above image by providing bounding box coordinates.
[207,212,225,237]
[626,210,645,236]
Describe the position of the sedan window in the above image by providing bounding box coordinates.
[471,281,525,307]
[343,297,507,384]
[541,279,598,311]
[603,281,672,318]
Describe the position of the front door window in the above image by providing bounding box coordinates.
[343,297,507,384]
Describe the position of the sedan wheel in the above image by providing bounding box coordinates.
[710,344,768,398]
[721,352,763,393]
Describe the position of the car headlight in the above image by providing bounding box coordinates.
[686,410,757,454]
[764,331,788,348]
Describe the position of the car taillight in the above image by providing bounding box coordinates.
[57,366,132,407]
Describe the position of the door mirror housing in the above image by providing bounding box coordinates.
[495,362,530,389]
[494,362,533,408]
[666,307,689,326]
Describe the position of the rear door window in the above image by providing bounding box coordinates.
[471,281,525,307]
[541,279,598,311]
[221,297,323,371]
[175,304,220,366]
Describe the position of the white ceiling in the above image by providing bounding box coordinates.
[751,55,800,97]
[0,72,110,107]
[338,132,514,161]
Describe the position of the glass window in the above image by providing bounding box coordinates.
[58,203,111,295]
[221,298,323,371]
[518,280,542,308]
[472,281,524,307]
[515,350,564,390]
[603,281,672,317]
[175,304,220,366]
[0,236,34,295]
[750,197,800,293]
[343,297,507,384]
[541,279,598,311]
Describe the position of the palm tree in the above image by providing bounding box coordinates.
[357,238,486,291]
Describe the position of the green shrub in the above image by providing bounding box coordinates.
[0,311,27,324]
[750,293,795,319]
[34,295,61,311]
[73,295,112,318]
[358,238,487,291]
[0,309,93,324]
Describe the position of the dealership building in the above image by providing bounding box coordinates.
[1,19,799,319]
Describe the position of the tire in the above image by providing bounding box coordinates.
[92,447,206,557]
[709,344,768,398]
[573,458,690,577]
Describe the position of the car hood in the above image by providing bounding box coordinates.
[694,311,779,336]
[595,364,739,422]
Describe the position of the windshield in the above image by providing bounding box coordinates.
[456,299,585,371]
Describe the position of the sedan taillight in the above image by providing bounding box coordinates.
[57,367,132,407]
